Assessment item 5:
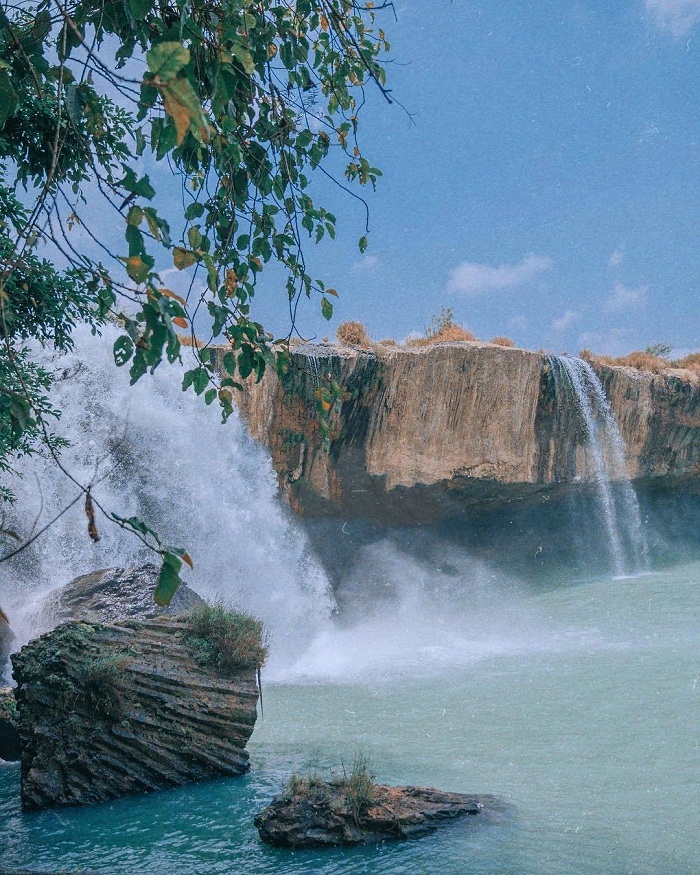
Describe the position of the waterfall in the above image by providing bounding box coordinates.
[549,356,648,577]
[0,325,334,673]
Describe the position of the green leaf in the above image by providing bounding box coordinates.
[154,552,183,606]
[185,201,205,220]
[129,0,154,18]
[359,235,368,254]
[0,69,18,128]
[147,42,190,81]
[204,387,217,405]
[173,247,197,269]
[113,335,134,367]
[231,41,255,75]
[123,255,153,283]
[321,297,333,320]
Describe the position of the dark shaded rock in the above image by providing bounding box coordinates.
[1,607,15,675]
[0,686,20,761]
[254,781,506,847]
[12,617,259,810]
[40,564,204,626]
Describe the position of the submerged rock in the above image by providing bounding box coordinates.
[254,781,505,847]
[12,617,260,810]
[39,563,204,626]
[0,686,20,761]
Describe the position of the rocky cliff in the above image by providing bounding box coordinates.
[229,342,700,522]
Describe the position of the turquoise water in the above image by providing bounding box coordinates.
[2,561,699,874]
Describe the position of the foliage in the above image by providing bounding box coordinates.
[340,752,375,824]
[71,652,130,721]
[490,335,514,347]
[644,343,672,358]
[582,350,670,374]
[407,307,477,346]
[673,352,700,372]
[336,319,371,346]
[0,0,391,594]
[182,601,267,674]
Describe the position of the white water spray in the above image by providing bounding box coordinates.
[0,326,334,673]
[549,356,648,577]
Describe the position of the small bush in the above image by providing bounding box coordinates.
[342,753,376,824]
[673,352,700,372]
[490,336,514,347]
[406,306,478,346]
[581,350,669,374]
[377,338,397,346]
[645,343,672,357]
[183,602,268,674]
[177,332,203,348]
[72,652,130,721]
[337,321,371,347]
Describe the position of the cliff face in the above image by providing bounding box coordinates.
[230,343,700,521]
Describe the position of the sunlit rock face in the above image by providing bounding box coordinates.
[229,343,700,522]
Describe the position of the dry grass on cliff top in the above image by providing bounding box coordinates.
[581,348,700,378]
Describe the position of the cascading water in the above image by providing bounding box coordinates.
[548,355,648,577]
[0,325,334,675]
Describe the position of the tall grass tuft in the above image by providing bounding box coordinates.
[183,602,268,674]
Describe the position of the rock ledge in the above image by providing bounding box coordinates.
[254,781,505,847]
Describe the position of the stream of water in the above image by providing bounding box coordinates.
[0,332,697,873]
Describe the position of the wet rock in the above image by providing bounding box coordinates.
[39,564,204,626]
[254,781,506,847]
[12,618,259,810]
[0,686,20,761]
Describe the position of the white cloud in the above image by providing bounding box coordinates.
[552,309,580,333]
[352,254,380,273]
[608,249,625,268]
[645,0,700,35]
[446,254,552,296]
[603,281,648,313]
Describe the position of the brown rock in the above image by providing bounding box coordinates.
[227,343,700,522]
[254,781,507,847]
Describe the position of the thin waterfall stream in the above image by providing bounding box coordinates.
[548,355,648,577]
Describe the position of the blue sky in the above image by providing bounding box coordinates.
[251,0,700,356]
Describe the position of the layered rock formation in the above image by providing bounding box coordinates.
[229,342,700,521]
[255,781,506,847]
[11,565,260,810]
[12,618,259,810]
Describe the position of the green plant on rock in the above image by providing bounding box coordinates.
[336,752,376,824]
[182,602,267,675]
[71,652,131,722]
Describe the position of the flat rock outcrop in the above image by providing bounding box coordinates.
[12,617,259,810]
[255,781,506,847]
[229,343,700,521]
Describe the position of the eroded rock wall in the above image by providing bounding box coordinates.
[228,343,700,521]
